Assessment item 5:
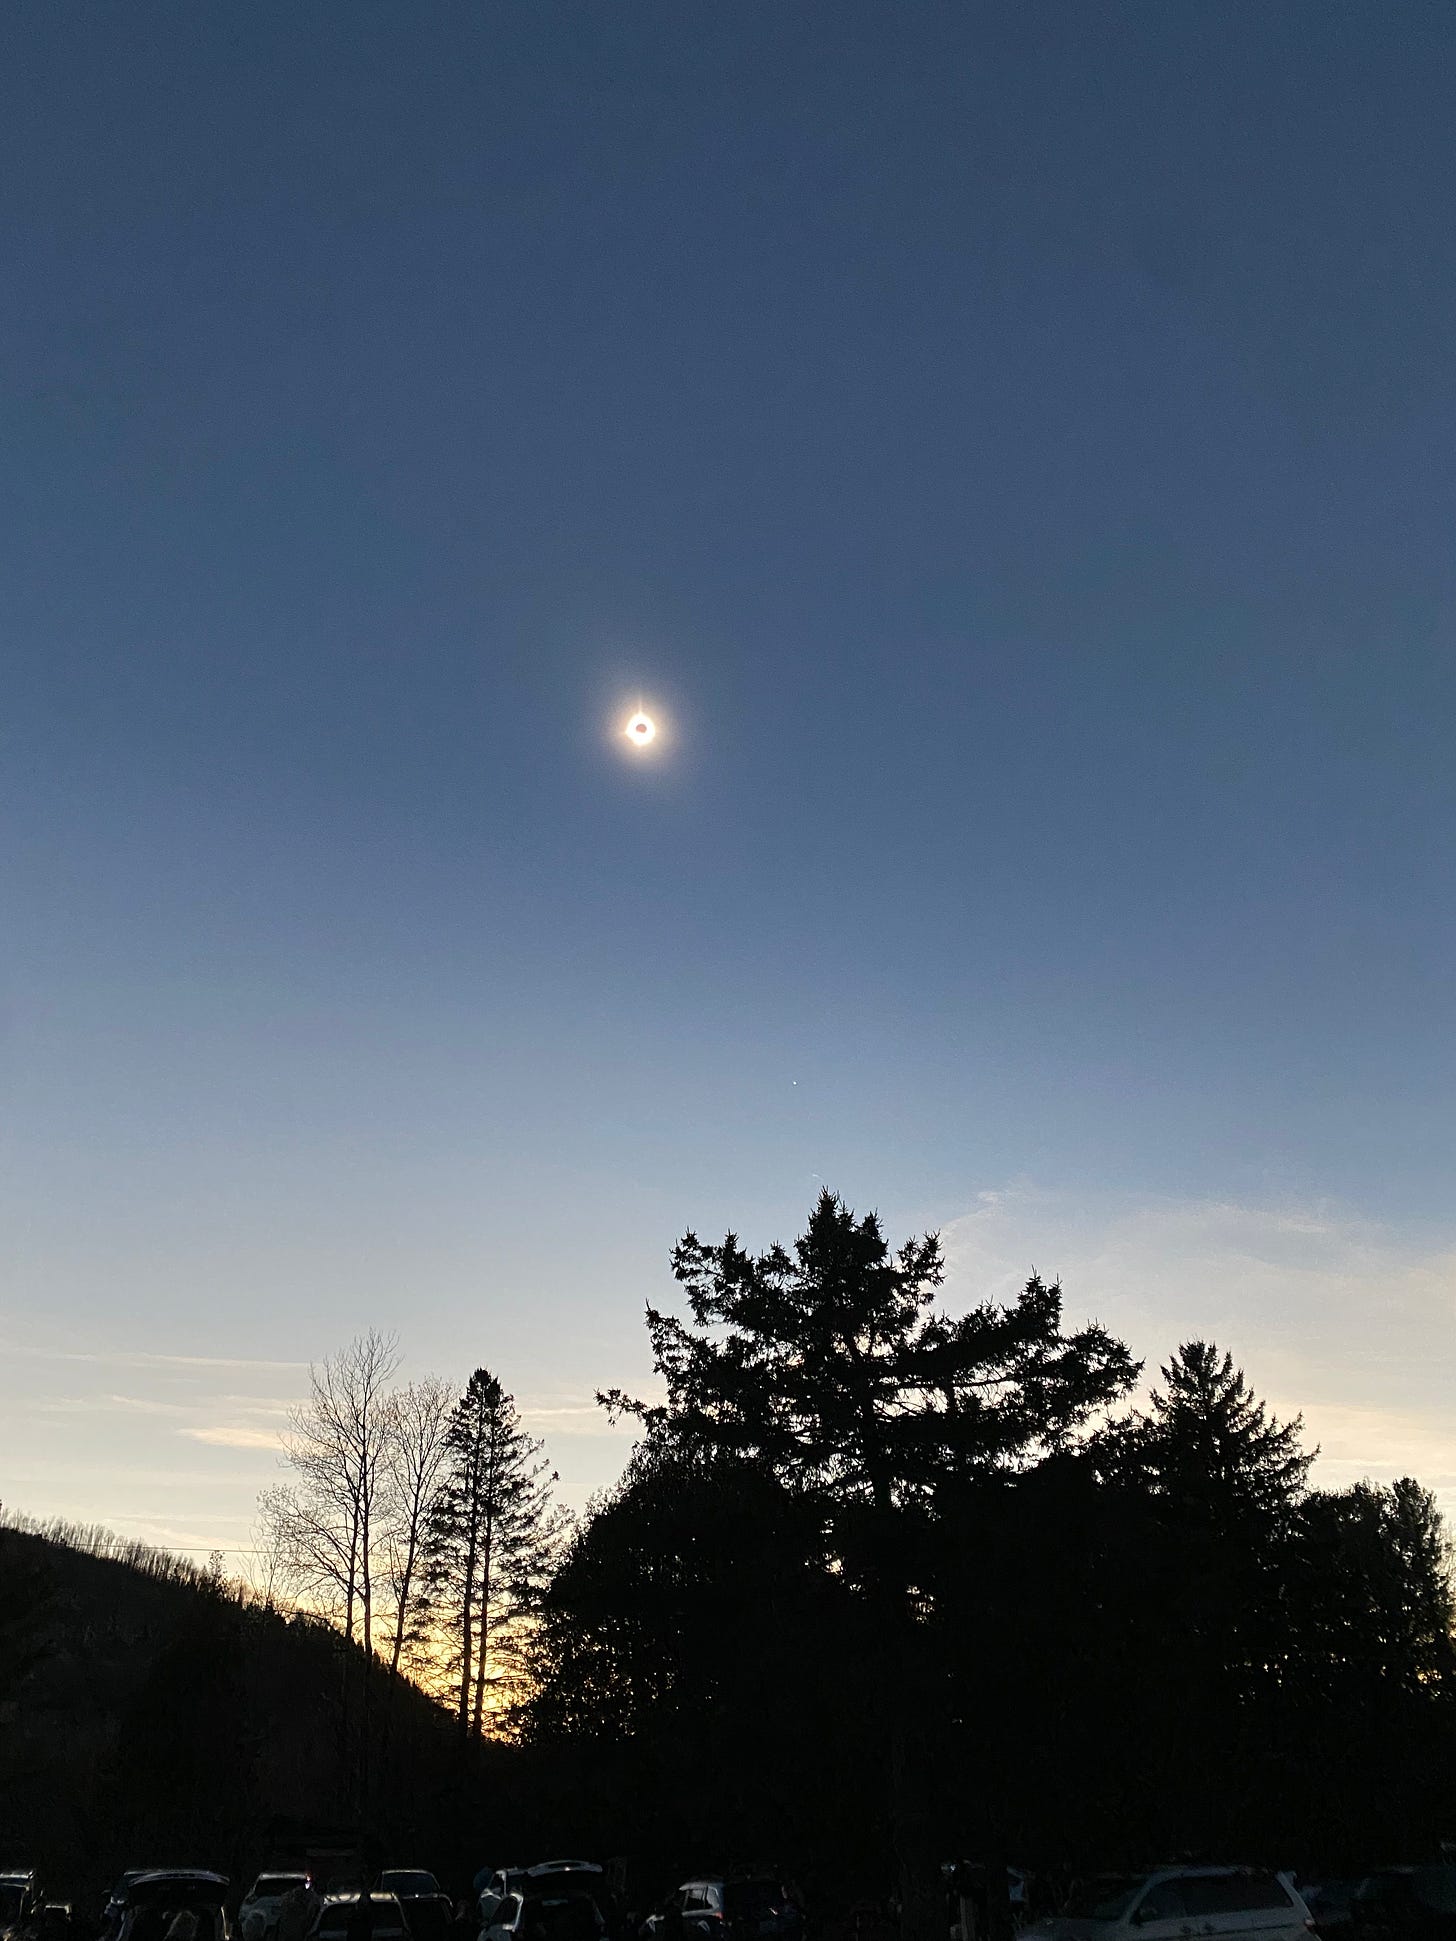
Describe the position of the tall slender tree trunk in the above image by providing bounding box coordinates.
[345,1498,361,1643]
[471,1515,495,1738]
[389,1525,418,1680]
[360,1481,375,1810]
[456,1440,484,1735]
[361,1503,372,1656]
[340,1494,362,1795]
[457,1531,478,1731]
[381,1510,420,1773]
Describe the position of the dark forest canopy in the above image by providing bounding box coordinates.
[537,1193,1456,1906]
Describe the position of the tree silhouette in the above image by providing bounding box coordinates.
[602,1190,1139,1941]
[1106,1339,1312,1533]
[528,1438,867,1874]
[382,1375,455,1686]
[422,1368,565,1738]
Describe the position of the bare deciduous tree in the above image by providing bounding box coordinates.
[244,1490,296,1612]
[380,1374,454,1682]
[276,1330,401,1654]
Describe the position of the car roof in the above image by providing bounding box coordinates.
[123,1875,229,1906]
[688,1879,784,1888]
[129,1874,229,1889]
[1145,1869,1274,1880]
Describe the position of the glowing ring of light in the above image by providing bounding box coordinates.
[625,711,656,747]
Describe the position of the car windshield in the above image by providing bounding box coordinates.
[255,1882,307,1899]
[1063,1879,1149,1921]
[724,1885,787,1919]
[0,1888,25,1923]
[135,1889,226,1910]
[381,1878,438,1898]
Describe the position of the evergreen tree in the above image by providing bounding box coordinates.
[422,1368,565,1738]
[602,1190,1139,1941]
[1107,1339,1313,1533]
[604,1190,1138,1534]
[1096,1341,1316,1831]
[528,1439,867,1873]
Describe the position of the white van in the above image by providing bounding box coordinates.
[1023,1868,1313,1941]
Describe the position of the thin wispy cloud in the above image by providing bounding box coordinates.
[17,1391,299,1423]
[518,1397,647,1438]
[97,1513,259,1554]
[22,1394,208,1420]
[181,1426,284,1451]
[11,1459,264,1491]
[941,1184,1456,1511]
[0,1343,309,1372]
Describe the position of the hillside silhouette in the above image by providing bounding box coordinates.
[0,1517,510,1912]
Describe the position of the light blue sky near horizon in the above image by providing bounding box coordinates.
[4,1,1456,1553]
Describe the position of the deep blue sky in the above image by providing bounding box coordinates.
[4,2,1456,1549]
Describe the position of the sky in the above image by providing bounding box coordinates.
[4,1,1456,1559]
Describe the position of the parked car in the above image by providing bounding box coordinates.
[240,1879,313,1941]
[482,1890,606,1941]
[1020,1868,1314,1941]
[103,1874,168,1940]
[482,1870,613,1937]
[0,1874,41,1940]
[312,1896,410,1941]
[642,1880,802,1941]
[377,1876,451,1941]
[114,1873,232,1941]
[1352,1869,1456,1941]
